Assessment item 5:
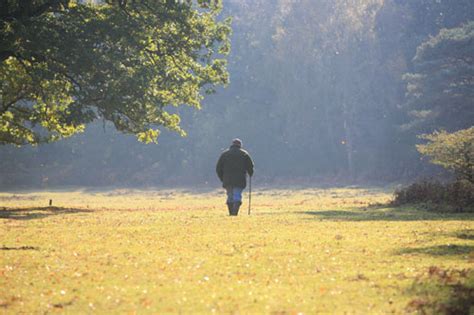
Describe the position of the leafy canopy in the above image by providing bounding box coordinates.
[403,21,474,132]
[0,0,231,145]
[417,127,474,183]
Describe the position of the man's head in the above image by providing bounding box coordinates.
[232,138,242,147]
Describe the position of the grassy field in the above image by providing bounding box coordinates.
[1,187,473,314]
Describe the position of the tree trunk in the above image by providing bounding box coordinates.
[342,100,354,180]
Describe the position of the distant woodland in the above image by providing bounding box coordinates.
[1,0,473,188]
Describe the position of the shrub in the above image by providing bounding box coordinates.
[393,180,474,212]
[417,127,474,184]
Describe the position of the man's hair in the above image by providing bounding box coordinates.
[232,138,242,147]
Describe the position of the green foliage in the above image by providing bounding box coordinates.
[1,1,474,186]
[0,0,231,145]
[403,22,474,132]
[417,127,474,183]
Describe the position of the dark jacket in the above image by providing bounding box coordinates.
[216,145,254,188]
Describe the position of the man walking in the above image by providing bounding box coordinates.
[216,138,254,216]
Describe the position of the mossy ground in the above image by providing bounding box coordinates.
[1,188,473,314]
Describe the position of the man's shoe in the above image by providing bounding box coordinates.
[231,202,242,216]
[227,203,233,215]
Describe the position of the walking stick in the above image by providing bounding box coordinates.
[248,175,252,215]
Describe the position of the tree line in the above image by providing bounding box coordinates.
[0,0,472,188]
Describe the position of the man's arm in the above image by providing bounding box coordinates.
[245,154,254,177]
[216,154,224,182]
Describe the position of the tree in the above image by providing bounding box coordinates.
[403,22,474,133]
[417,127,474,183]
[0,0,231,145]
